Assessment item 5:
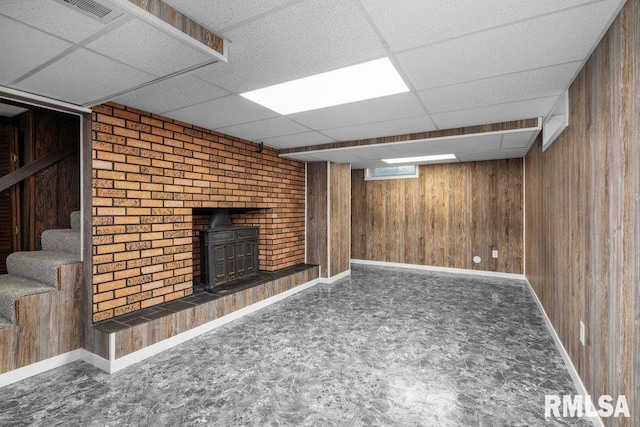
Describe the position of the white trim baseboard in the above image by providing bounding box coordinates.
[524,279,604,427]
[0,349,84,388]
[350,259,526,281]
[320,269,351,283]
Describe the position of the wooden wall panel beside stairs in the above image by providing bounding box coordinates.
[0,263,82,374]
[32,110,80,247]
[0,126,20,274]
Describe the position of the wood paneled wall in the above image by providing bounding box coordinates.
[352,160,523,274]
[329,163,350,276]
[524,1,638,424]
[306,162,351,278]
[1,108,80,253]
[26,109,80,250]
[306,162,328,277]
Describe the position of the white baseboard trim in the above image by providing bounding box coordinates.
[79,348,111,372]
[524,279,603,427]
[101,277,322,373]
[350,259,526,281]
[0,349,83,388]
[320,269,351,283]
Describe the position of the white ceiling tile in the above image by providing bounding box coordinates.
[431,97,557,129]
[261,132,335,150]
[288,93,425,130]
[440,134,501,152]
[192,0,385,93]
[281,153,326,163]
[86,19,211,76]
[419,62,581,114]
[111,74,229,114]
[163,0,293,33]
[165,95,278,130]
[321,115,437,142]
[501,130,540,149]
[217,117,311,141]
[15,48,155,105]
[351,160,383,169]
[456,148,528,162]
[349,140,447,160]
[0,15,72,84]
[397,1,622,90]
[361,0,597,52]
[1,0,107,43]
[307,151,363,164]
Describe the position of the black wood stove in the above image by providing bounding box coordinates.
[199,210,259,291]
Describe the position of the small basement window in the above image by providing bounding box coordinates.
[364,165,419,181]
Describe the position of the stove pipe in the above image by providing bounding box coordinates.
[209,209,232,228]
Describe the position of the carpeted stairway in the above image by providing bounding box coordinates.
[0,211,81,329]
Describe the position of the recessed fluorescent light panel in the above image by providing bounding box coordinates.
[383,154,457,164]
[240,58,409,115]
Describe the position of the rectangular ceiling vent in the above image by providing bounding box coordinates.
[54,0,123,24]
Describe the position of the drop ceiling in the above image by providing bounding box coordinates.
[0,0,627,168]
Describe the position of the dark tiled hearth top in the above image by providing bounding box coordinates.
[93,264,317,334]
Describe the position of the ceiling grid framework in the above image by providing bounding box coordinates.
[0,0,627,166]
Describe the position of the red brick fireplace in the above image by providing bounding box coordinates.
[91,103,305,322]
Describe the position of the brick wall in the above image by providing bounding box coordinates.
[91,103,306,322]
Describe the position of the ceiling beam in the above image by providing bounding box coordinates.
[279,118,540,155]
[123,0,225,55]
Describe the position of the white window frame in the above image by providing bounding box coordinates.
[364,165,419,181]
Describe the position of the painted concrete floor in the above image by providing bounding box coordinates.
[0,265,589,426]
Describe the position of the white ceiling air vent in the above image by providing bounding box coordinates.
[53,0,123,24]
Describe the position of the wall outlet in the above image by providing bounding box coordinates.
[579,321,586,346]
[492,250,498,258]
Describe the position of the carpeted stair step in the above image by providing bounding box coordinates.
[6,251,81,288]
[70,211,80,231]
[0,274,54,326]
[41,229,81,256]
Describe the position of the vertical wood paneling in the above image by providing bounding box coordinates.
[307,162,351,278]
[306,162,328,277]
[329,163,350,276]
[525,1,638,424]
[31,109,80,250]
[351,159,523,273]
[0,126,18,274]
